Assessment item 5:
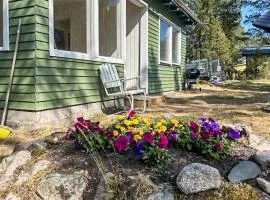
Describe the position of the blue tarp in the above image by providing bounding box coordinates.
[242,46,270,55]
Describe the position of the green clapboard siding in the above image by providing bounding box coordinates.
[0,0,189,112]
[0,0,36,111]
[34,0,124,111]
[146,1,187,94]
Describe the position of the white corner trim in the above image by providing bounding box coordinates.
[140,5,149,94]
[0,0,9,51]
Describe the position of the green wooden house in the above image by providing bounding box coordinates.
[0,0,198,127]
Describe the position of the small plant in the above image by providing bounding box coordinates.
[142,145,169,169]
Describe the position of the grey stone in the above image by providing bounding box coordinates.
[176,163,222,194]
[249,134,264,149]
[257,178,270,194]
[36,173,87,200]
[228,161,261,183]
[255,151,270,169]
[94,173,115,200]
[0,150,31,191]
[5,194,21,200]
[256,141,270,152]
[15,160,51,186]
[13,140,47,154]
[148,187,174,200]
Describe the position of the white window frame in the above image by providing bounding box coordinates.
[0,0,9,51]
[159,16,181,66]
[48,0,125,64]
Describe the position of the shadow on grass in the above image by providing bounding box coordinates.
[224,82,270,92]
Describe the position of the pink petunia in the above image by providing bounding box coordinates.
[144,132,154,144]
[128,109,136,119]
[189,121,199,132]
[113,136,129,153]
[157,134,168,149]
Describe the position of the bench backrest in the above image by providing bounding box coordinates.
[99,64,123,96]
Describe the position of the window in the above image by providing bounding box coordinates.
[160,20,171,63]
[99,0,120,58]
[49,0,125,62]
[53,0,87,53]
[159,18,181,65]
[0,0,9,51]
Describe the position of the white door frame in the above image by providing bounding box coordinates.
[125,0,149,94]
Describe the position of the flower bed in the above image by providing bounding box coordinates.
[67,111,240,169]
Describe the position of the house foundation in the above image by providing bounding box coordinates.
[1,99,124,129]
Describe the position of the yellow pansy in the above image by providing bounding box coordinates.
[124,120,131,126]
[133,135,142,142]
[132,119,139,125]
[120,126,126,132]
[115,124,121,129]
[156,122,162,127]
[116,115,125,120]
[128,126,135,132]
[160,125,167,132]
[143,118,149,124]
[113,130,119,136]
[148,114,154,118]
[137,130,144,136]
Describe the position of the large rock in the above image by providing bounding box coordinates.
[256,141,270,152]
[36,173,87,200]
[176,163,222,194]
[257,178,270,194]
[228,161,261,183]
[249,134,264,149]
[148,187,174,200]
[0,151,31,191]
[5,194,21,200]
[15,160,51,186]
[255,151,270,169]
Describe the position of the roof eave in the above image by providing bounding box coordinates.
[172,0,200,25]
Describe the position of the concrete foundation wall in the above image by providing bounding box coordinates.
[1,98,124,129]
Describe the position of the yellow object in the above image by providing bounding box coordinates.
[0,127,11,139]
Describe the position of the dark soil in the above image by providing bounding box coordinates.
[40,139,270,200]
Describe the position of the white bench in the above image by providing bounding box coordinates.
[99,64,146,112]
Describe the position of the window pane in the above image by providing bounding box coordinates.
[99,0,120,58]
[0,0,3,47]
[172,28,180,64]
[160,20,170,62]
[53,0,87,53]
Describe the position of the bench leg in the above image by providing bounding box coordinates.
[125,93,134,112]
[142,91,146,113]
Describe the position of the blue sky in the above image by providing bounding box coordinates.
[241,6,253,32]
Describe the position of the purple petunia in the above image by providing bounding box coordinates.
[126,132,134,143]
[170,134,178,142]
[134,141,143,157]
[199,117,207,122]
[227,128,241,139]
[203,122,211,132]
